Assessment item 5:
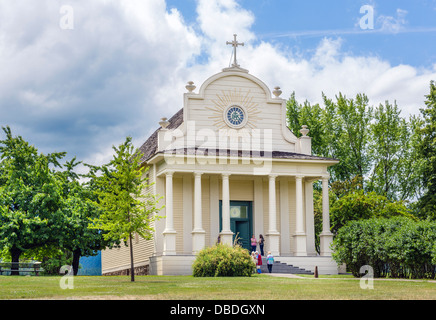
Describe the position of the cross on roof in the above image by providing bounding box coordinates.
[226,34,244,67]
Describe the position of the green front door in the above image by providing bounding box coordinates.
[219,201,253,251]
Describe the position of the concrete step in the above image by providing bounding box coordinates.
[257,258,313,275]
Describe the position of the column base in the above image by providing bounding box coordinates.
[266,232,280,256]
[163,230,177,256]
[293,233,307,256]
[220,231,234,246]
[192,230,206,254]
[320,232,334,257]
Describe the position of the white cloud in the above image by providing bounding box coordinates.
[0,0,202,165]
[244,37,435,117]
[377,8,408,33]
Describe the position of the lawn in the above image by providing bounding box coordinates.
[0,274,435,300]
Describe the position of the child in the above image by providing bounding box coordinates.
[256,251,262,274]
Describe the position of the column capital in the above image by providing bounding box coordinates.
[321,174,330,182]
[166,170,175,177]
[194,171,203,178]
[222,173,231,179]
[268,174,278,180]
[295,175,305,180]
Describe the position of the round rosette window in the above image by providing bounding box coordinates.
[224,105,248,129]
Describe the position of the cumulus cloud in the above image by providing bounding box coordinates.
[244,38,436,116]
[0,0,202,166]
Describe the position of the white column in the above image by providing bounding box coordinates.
[295,176,304,233]
[192,172,205,254]
[293,175,307,256]
[220,173,233,245]
[267,175,280,256]
[182,175,193,254]
[320,175,333,256]
[280,178,290,255]
[209,176,220,246]
[163,171,177,255]
[305,179,316,256]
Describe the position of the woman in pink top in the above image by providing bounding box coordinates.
[251,235,257,253]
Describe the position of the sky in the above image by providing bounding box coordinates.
[1,0,435,172]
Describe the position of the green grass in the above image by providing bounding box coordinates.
[0,275,435,300]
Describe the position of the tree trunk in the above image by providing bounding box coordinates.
[129,234,135,282]
[10,248,21,276]
[72,249,81,276]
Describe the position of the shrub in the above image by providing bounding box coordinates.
[192,244,255,277]
[332,217,436,279]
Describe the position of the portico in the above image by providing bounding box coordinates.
[157,166,334,259]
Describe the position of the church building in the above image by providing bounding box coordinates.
[101,36,339,276]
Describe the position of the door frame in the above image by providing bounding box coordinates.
[219,201,253,250]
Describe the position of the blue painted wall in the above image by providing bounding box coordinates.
[78,251,102,276]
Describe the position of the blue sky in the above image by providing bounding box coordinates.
[167,0,436,67]
[0,0,435,169]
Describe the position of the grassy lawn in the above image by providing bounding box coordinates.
[0,275,435,300]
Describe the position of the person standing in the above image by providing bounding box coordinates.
[266,251,274,273]
[251,235,257,253]
[258,234,265,256]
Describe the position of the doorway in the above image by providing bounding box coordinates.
[219,201,253,251]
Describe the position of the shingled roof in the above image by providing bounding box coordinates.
[138,108,338,164]
[138,108,184,163]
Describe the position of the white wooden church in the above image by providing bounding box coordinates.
[102,36,339,276]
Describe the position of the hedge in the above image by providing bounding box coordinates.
[332,217,436,279]
[192,244,255,277]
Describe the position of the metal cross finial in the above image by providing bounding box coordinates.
[226,34,244,67]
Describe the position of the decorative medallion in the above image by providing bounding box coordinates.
[207,88,261,130]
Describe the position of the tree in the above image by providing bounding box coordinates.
[58,158,119,276]
[0,126,65,274]
[329,189,412,234]
[89,137,162,281]
[323,93,373,182]
[368,101,424,201]
[417,81,436,220]
[286,91,424,203]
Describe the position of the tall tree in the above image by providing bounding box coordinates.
[287,91,423,203]
[0,126,65,274]
[287,92,373,182]
[417,81,436,220]
[89,137,162,281]
[369,101,408,199]
[59,158,119,275]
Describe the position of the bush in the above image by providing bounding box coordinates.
[332,217,436,279]
[192,244,255,277]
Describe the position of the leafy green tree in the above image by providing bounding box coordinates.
[323,93,373,181]
[0,126,65,274]
[368,101,424,201]
[330,189,413,234]
[287,91,424,204]
[417,81,436,220]
[89,137,162,281]
[59,158,119,275]
[287,92,373,182]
